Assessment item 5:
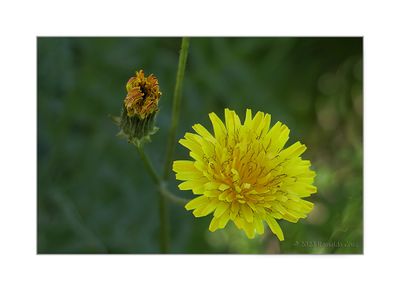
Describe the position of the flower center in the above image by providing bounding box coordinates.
[204,131,287,208]
[139,83,148,100]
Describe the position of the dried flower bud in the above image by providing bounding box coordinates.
[113,69,162,146]
[124,70,162,119]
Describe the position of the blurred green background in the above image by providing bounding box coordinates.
[38,37,363,254]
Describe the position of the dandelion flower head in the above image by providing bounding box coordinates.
[173,109,317,240]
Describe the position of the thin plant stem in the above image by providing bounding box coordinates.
[137,144,188,204]
[163,37,190,179]
[158,189,169,253]
[159,182,189,205]
[135,37,190,253]
[136,144,160,185]
[136,143,168,252]
[136,143,188,253]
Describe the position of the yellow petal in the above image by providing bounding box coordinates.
[265,215,284,241]
[280,141,306,159]
[175,171,203,181]
[230,201,240,219]
[203,190,220,197]
[233,216,244,229]
[244,108,253,128]
[179,138,203,155]
[184,132,203,143]
[192,123,215,140]
[254,216,264,234]
[251,111,265,131]
[264,121,282,150]
[214,202,230,217]
[184,196,208,210]
[300,200,314,211]
[282,212,300,223]
[218,211,230,228]
[200,139,216,158]
[241,204,254,223]
[189,151,204,162]
[242,221,256,239]
[285,199,314,213]
[287,183,317,197]
[276,124,290,151]
[193,204,208,217]
[178,180,205,191]
[271,201,288,215]
[172,160,196,173]
[209,216,220,232]
[233,111,242,130]
[254,113,271,139]
[224,108,235,133]
[198,199,218,217]
[205,182,221,190]
[192,184,206,194]
[209,112,227,141]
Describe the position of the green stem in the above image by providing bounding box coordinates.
[164,37,190,179]
[136,143,188,253]
[135,37,190,253]
[136,144,160,185]
[159,182,189,205]
[137,144,188,204]
[158,190,169,253]
[136,143,168,252]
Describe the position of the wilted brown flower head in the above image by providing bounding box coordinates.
[124,70,162,119]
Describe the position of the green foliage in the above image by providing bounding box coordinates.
[38,37,362,253]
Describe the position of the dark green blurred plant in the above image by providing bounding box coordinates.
[38,37,362,254]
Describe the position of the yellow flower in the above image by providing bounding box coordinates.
[172,108,317,240]
[124,69,162,119]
